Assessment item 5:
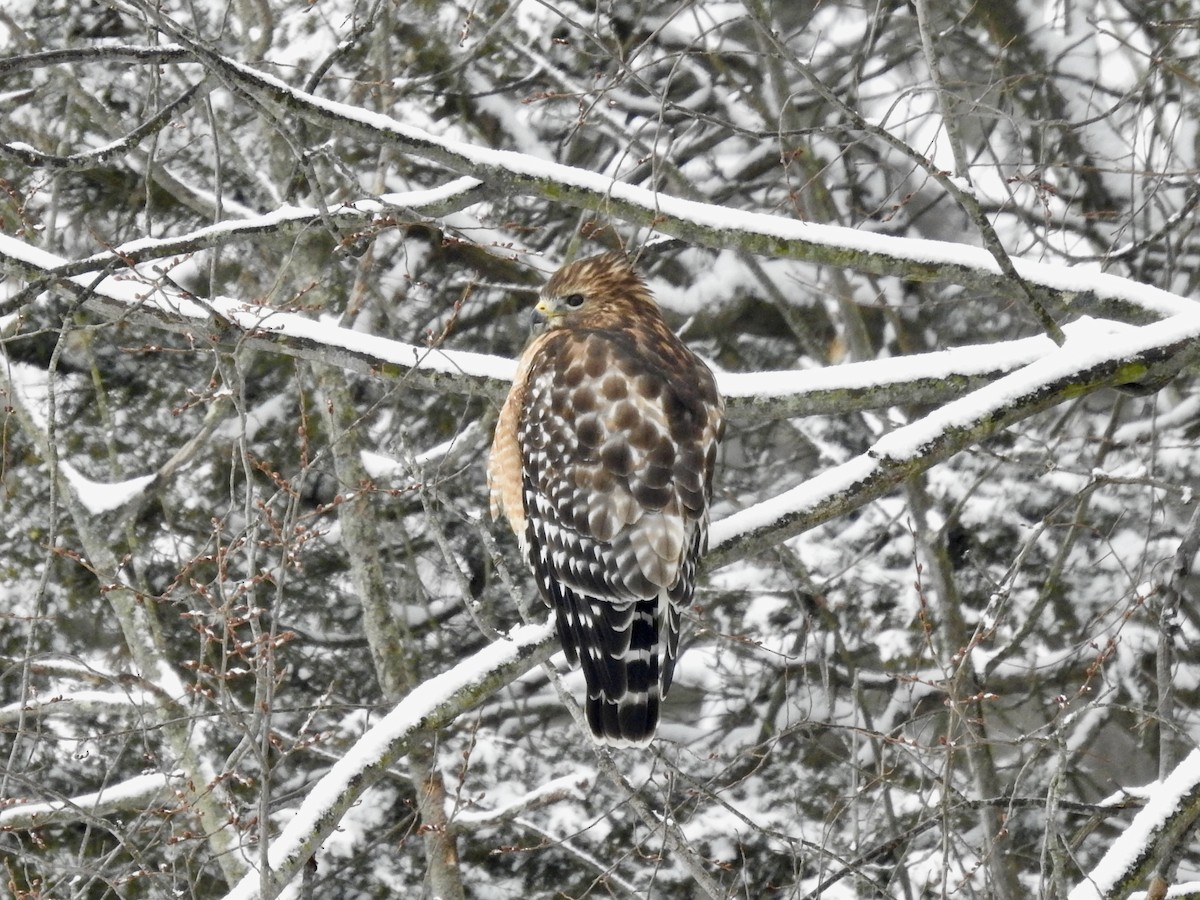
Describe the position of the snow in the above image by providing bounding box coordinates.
[720,331,1056,400]
[870,310,1200,463]
[60,177,481,277]
[60,463,156,515]
[0,771,181,827]
[0,688,150,724]
[0,231,517,387]
[195,53,1198,322]
[5,362,155,514]
[0,234,66,272]
[1068,746,1200,900]
[360,449,404,481]
[221,619,555,900]
[710,307,1200,556]
[376,177,482,209]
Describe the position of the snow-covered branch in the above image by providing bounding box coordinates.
[719,331,1058,420]
[709,313,1200,565]
[0,232,515,402]
[110,17,1197,325]
[0,232,1141,428]
[1068,747,1200,900]
[0,772,182,830]
[42,178,485,278]
[450,771,594,832]
[219,620,555,900]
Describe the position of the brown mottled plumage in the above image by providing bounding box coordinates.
[488,252,724,747]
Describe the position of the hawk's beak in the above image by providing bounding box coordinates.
[530,300,556,333]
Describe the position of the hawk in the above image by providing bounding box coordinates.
[488,252,724,747]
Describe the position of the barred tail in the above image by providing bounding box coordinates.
[553,586,680,748]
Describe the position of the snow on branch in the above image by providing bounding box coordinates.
[45,177,485,278]
[719,331,1057,420]
[0,232,516,402]
[450,771,594,832]
[1068,747,1200,900]
[60,464,157,515]
[0,772,183,830]
[0,689,152,726]
[1,231,1079,423]
[126,20,1198,325]
[220,619,556,900]
[708,311,1200,565]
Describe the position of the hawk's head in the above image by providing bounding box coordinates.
[532,252,661,333]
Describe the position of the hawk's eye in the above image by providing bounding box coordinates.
[563,292,586,309]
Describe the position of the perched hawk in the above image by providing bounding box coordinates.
[488,252,724,747]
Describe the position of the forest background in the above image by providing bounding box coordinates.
[2,1,1200,898]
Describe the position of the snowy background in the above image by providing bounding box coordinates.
[2,1,1199,898]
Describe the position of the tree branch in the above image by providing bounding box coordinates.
[0,772,182,830]
[0,43,191,76]
[0,232,1178,432]
[1068,748,1200,900]
[217,620,556,900]
[32,177,486,279]
[0,83,207,170]
[0,361,248,886]
[83,12,1196,325]
[707,313,1200,567]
